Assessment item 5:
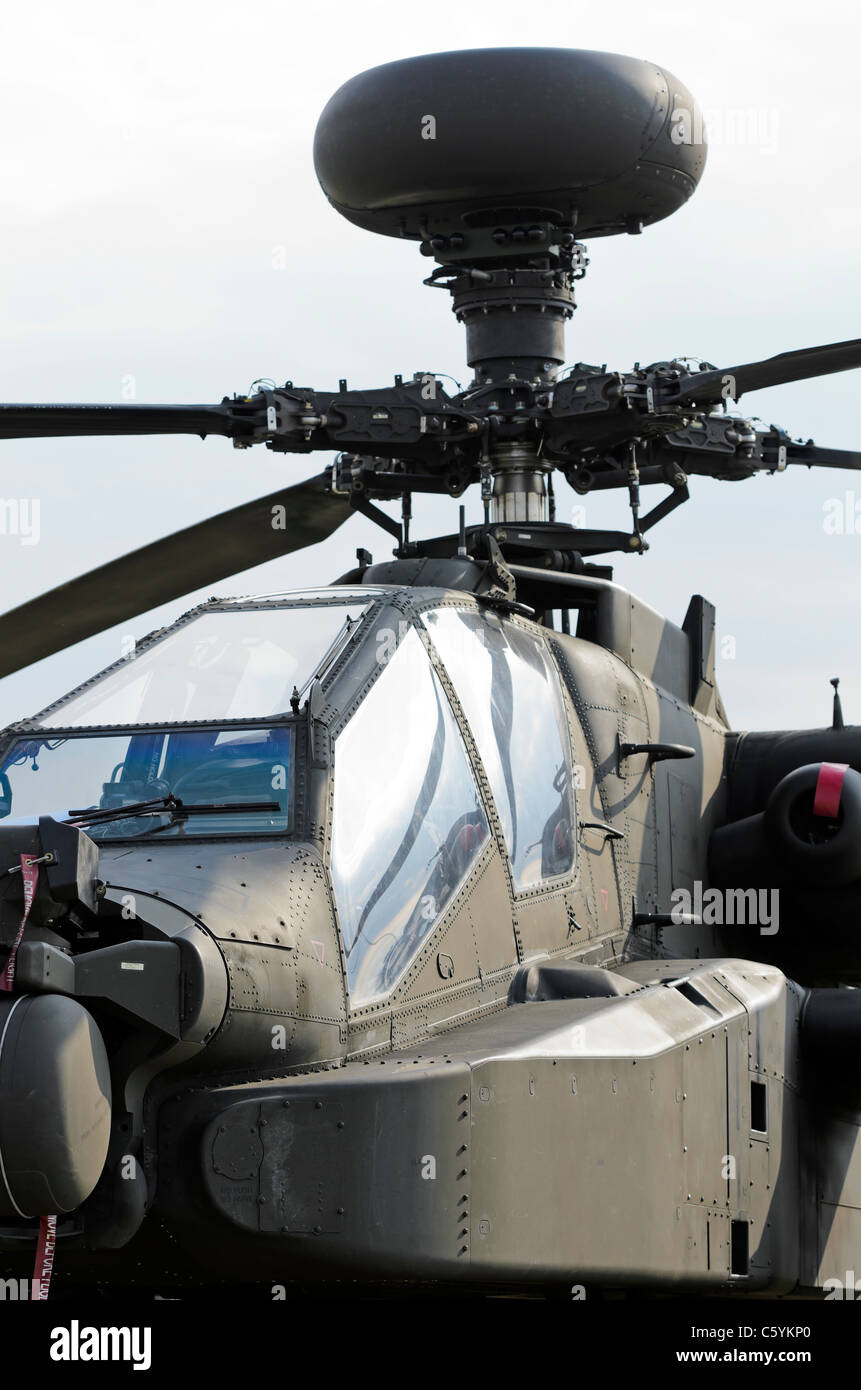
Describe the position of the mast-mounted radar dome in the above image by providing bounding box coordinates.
[313,47,706,248]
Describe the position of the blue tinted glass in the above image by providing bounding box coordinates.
[0,727,293,838]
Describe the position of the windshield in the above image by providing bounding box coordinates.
[0,727,294,839]
[38,604,368,727]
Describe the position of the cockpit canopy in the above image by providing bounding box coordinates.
[0,586,579,1010]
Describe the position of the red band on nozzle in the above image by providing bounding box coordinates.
[813,762,850,819]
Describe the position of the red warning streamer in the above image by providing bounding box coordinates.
[32,1214,56,1300]
[813,762,850,820]
[0,855,39,992]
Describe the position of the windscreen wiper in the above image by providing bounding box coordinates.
[65,795,281,826]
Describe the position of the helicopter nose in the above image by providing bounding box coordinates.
[0,993,111,1219]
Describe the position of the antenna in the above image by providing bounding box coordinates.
[831,677,845,730]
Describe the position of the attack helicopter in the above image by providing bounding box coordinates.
[1,46,861,1297]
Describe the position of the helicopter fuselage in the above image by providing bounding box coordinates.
[1,567,859,1294]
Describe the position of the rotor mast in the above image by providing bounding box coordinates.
[443,247,583,523]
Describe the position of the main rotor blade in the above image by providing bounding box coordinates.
[0,403,239,440]
[672,337,861,404]
[0,472,350,678]
[785,442,861,471]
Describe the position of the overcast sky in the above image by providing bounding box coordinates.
[1,0,860,731]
